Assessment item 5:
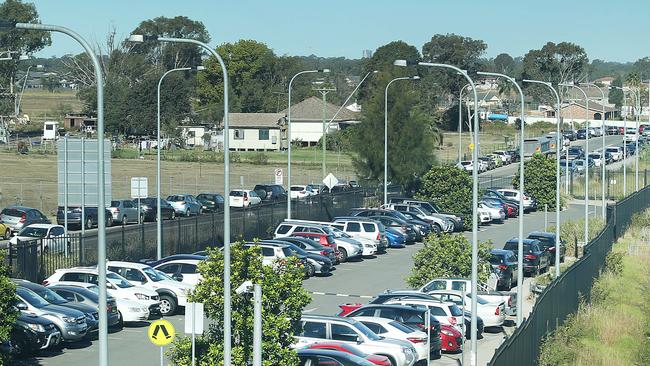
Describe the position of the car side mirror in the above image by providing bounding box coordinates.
[16,302,28,311]
[356,336,363,345]
[172,274,183,282]
[106,282,116,290]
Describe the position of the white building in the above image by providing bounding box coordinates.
[228,113,286,151]
[178,125,208,148]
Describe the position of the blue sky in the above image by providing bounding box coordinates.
[27,0,648,62]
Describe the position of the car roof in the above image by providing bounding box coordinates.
[333,216,378,223]
[506,238,541,245]
[106,261,150,269]
[302,314,357,324]
[292,232,327,237]
[527,231,555,238]
[350,304,426,313]
[490,248,514,255]
[387,298,455,307]
[55,266,99,274]
[23,224,60,229]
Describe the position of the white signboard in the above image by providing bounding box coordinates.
[275,168,283,185]
[130,177,148,199]
[323,173,339,190]
[184,302,204,335]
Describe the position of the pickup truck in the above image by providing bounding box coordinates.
[418,278,517,317]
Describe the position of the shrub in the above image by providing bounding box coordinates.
[415,164,473,225]
[246,152,269,165]
[512,154,558,209]
[0,250,18,365]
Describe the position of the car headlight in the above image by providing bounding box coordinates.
[134,293,150,300]
[441,329,455,336]
[62,316,77,324]
[27,323,45,332]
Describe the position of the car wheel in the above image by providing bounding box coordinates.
[304,263,315,279]
[338,248,348,263]
[379,355,396,366]
[3,228,10,240]
[159,295,177,316]
[432,224,442,235]
[122,215,128,224]
[185,209,190,217]
[86,217,93,229]
[115,311,124,329]
[170,211,176,220]
[107,216,113,227]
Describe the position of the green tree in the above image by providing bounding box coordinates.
[512,154,558,209]
[609,76,624,108]
[406,234,492,288]
[493,53,516,75]
[168,244,310,366]
[415,165,473,224]
[0,250,18,365]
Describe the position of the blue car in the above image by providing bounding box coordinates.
[385,227,406,248]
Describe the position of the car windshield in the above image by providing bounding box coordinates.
[18,287,50,308]
[110,201,120,207]
[167,195,185,201]
[489,255,505,265]
[143,267,165,282]
[33,286,68,305]
[389,211,410,222]
[155,270,176,281]
[352,322,381,341]
[107,273,134,288]
[388,320,416,334]
[18,227,48,238]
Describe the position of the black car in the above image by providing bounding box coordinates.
[489,249,519,290]
[576,129,588,139]
[367,216,417,243]
[506,149,520,162]
[297,349,374,366]
[271,236,338,263]
[562,130,576,141]
[139,197,176,221]
[606,125,619,135]
[503,238,550,276]
[526,231,566,264]
[395,211,432,239]
[567,146,585,160]
[343,304,442,357]
[56,206,113,229]
[196,193,225,212]
[350,208,432,236]
[8,312,61,356]
[48,284,121,328]
[253,184,287,201]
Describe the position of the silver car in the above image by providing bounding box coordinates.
[0,206,51,233]
[109,200,142,224]
[166,194,202,216]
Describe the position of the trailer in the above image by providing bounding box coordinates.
[523,136,552,157]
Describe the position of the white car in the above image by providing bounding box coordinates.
[243,242,294,266]
[477,207,492,225]
[605,146,623,161]
[106,261,192,316]
[229,189,262,208]
[274,220,363,261]
[496,189,536,212]
[9,224,66,253]
[43,268,161,316]
[352,316,429,363]
[625,128,638,142]
[588,152,603,167]
[478,202,505,222]
[456,161,473,172]
[49,281,151,324]
[427,290,506,328]
[153,259,203,286]
[290,185,316,199]
[385,298,464,333]
[492,150,512,164]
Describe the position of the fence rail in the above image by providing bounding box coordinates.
[8,190,366,282]
[488,185,650,365]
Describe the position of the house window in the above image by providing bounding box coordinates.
[259,129,269,140]
[234,129,244,140]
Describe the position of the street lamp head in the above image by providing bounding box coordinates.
[0,20,16,31]
[393,59,408,67]
[372,70,379,74]
[412,76,421,80]
[193,65,206,71]
[320,68,330,73]
[18,54,29,61]
[127,34,159,43]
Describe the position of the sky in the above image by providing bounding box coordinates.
[23,0,650,63]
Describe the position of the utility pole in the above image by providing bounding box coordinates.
[312,83,336,179]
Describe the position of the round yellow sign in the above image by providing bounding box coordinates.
[148,319,175,346]
[468,143,475,151]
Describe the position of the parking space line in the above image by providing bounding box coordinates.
[309,291,374,299]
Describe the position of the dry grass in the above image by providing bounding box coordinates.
[19,89,83,121]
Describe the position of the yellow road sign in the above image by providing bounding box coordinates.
[148,319,175,346]
[469,143,475,151]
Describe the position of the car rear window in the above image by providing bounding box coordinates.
[449,304,463,316]
[167,195,184,201]
[230,191,244,197]
[110,201,120,207]
[1,209,23,217]
[362,223,375,232]
[489,255,504,265]
[276,225,292,235]
[290,187,303,191]
[389,320,415,333]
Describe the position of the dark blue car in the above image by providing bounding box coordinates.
[385,227,406,248]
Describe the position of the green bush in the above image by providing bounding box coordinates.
[513,154,558,209]
[246,152,269,165]
[415,164,473,225]
[0,250,18,365]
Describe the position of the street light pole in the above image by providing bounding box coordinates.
[287,69,329,219]
[523,80,562,278]
[581,83,607,219]
[478,72,525,324]
[13,21,108,366]
[459,83,472,163]
[611,86,628,195]
[397,59,480,366]
[561,83,590,249]
[384,75,420,204]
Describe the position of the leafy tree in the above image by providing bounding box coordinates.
[0,250,18,365]
[512,154,558,209]
[168,243,310,366]
[406,234,492,288]
[415,165,473,224]
[521,42,588,104]
[633,57,650,81]
[0,0,51,115]
[493,53,516,75]
[609,76,624,108]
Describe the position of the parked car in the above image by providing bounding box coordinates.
[229,189,262,208]
[331,217,387,252]
[253,184,288,201]
[606,125,619,135]
[166,194,202,216]
[478,156,496,170]
[296,315,418,366]
[290,185,317,199]
[478,201,505,222]
[367,216,416,243]
[391,199,464,232]
[196,193,225,212]
[47,284,120,327]
[384,204,453,233]
[492,150,512,164]
[7,311,61,356]
[151,256,204,286]
[9,224,67,253]
[384,227,407,248]
[383,298,464,333]
[566,146,584,160]
[272,236,338,263]
[305,342,390,366]
[1,206,51,233]
[274,220,363,261]
[425,290,506,328]
[350,317,430,361]
[495,188,537,212]
[14,286,88,342]
[576,129,588,139]
[456,160,473,172]
[108,199,142,225]
[588,152,603,167]
[503,238,551,276]
[605,146,623,162]
[262,240,333,276]
[489,249,519,290]
[107,261,192,316]
[139,197,177,221]
[291,232,342,260]
[297,348,379,366]
[562,130,576,141]
[477,206,492,225]
[56,206,113,229]
[526,231,566,264]
[0,222,12,239]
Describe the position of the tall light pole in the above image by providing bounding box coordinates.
[129,34,232,365]
[459,83,472,163]
[154,66,204,259]
[478,72,525,323]
[384,75,420,204]
[581,83,607,219]
[6,21,108,366]
[560,83,590,249]
[287,69,329,219]
[396,59,480,366]
[611,85,628,195]
[523,80,562,278]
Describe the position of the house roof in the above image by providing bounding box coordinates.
[280,96,360,122]
[228,113,285,128]
[561,100,617,113]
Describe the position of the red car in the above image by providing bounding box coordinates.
[306,342,391,366]
[440,324,463,352]
[292,232,341,263]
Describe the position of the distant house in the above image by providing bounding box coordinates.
[280,96,360,146]
[594,76,616,86]
[178,125,209,148]
[64,113,96,133]
[560,101,619,120]
[228,113,286,151]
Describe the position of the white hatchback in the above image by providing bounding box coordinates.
[352,316,429,363]
[229,189,262,207]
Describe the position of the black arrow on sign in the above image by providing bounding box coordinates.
[152,324,172,340]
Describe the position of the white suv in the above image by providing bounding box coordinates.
[385,298,464,333]
[427,290,505,327]
[243,243,294,266]
[330,218,386,252]
[274,220,363,261]
[106,261,192,316]
[295,315,417,366]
